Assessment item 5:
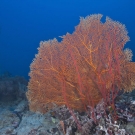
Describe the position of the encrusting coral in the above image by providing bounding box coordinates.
[26,14,135,114]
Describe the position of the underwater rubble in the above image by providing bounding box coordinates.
[1,75,135,134]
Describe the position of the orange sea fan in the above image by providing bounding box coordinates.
[27,14,135,113]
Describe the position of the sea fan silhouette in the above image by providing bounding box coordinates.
[27,14,135,113]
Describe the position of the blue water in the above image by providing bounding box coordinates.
[0,0,135,80]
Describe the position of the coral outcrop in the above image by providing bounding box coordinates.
[0,74,28,101]
[27,14,135,113]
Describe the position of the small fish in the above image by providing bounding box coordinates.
[51,117,56,123]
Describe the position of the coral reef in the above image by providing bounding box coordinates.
[0,78,135,134]
[27,14,135,114]
[0,73,28,102]
[13,111,60,135]
[54,93,135,135]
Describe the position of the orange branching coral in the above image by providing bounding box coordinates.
[27,14,135,113]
